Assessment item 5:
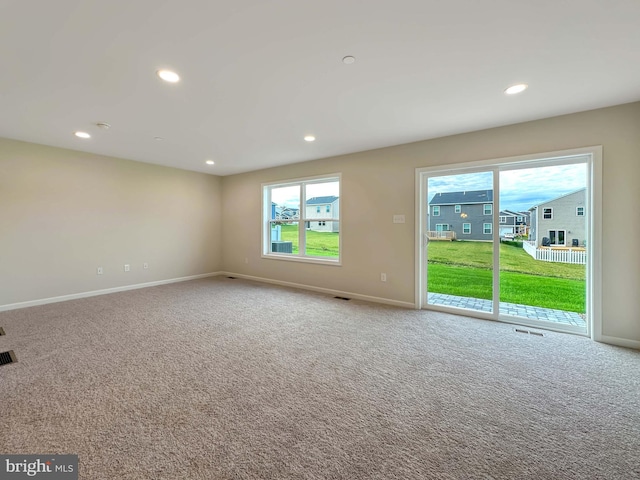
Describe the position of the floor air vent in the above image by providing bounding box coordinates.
[334,296,351,301]
[515,328,544,337]
[0,327,5,336]
[0,350,17,367]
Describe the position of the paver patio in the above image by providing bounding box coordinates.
[428,292,586,328]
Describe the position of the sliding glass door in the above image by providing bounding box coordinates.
[418,150,595,335]
[426,171,495,314]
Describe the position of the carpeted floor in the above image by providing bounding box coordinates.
[1,277,639,479]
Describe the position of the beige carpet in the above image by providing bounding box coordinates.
[1,277,639,479]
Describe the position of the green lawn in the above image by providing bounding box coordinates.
[279,224,339,257]
[274,228,585,313]
[427,241,586,313]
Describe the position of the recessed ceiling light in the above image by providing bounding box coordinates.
[505,84,528,95]
[342,56,356,65]
[153,136,164,141]
[205,160,215,165]
[74,131,91,139]
[157,69,180,83]
[304,135,316,142]
[96,122,111,130]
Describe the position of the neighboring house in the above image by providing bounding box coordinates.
[499,210,530,237]
[305,196,339,232]
[275,205,299,220]
[529,188,586,247]
[429,190,494,241]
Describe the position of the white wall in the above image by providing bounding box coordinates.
[221,102,640,344]
[0,138,222,306]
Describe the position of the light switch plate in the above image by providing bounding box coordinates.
[393,214,405,224]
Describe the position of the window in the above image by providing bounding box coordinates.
[517,216,524,222]
[576,206,585,216]
[455,205,461,213]
[463,223,471,234]
[549,230,566,246]
[484,204,492,215]
[435,224,450,231]
[499,216,507,223]
[433,205,440,216]
[483,223,492,234]
[543,208,553,219]
[263,175,340,263]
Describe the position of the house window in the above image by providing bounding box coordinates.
[463,223,471,234]
[549,230,566,246]
[576,206,585,216]
[435,224,450,231]
[455,205,461,213]
[543,208,553,219]
[517,216,524,222]
[483,223,492,235]
[433,206,440,216]
[499,216,507,223]
[484,204,492,215]
[263,175,340,263]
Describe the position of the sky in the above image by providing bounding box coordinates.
[428,163,587,212]
[271,181,339,208]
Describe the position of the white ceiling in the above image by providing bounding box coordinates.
[1,0,639,176]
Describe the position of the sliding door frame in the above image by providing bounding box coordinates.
[415,146,602,340]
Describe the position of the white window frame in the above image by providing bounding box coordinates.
[433,205,440,216]
[483,223,492,235]
[435,223,450,231]
[517,215,524,222]
[499,216,507,223]
[576,206,585,216]
[262,173,341,265]
[484,204,492,215]
[543,207,553,219]
[462,223,471,234]
[455,204,461,213]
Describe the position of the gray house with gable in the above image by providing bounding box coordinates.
[499,210,530,237]
[429,190,494,241]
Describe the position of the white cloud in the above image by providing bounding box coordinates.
[427,164,586,211]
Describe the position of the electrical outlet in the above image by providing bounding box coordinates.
[381,273,387,282]
[97,267,103,275]
[124,264,130,272]
[143,263,148,269]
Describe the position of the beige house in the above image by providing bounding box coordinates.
[530,189,586,247]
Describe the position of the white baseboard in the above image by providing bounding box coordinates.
[598,335,640,350]
[0,272,224,312]
[221,272,416,309]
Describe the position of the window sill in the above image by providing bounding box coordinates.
[262,253,342,266]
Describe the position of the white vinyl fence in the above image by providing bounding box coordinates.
[523,240,586,265]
